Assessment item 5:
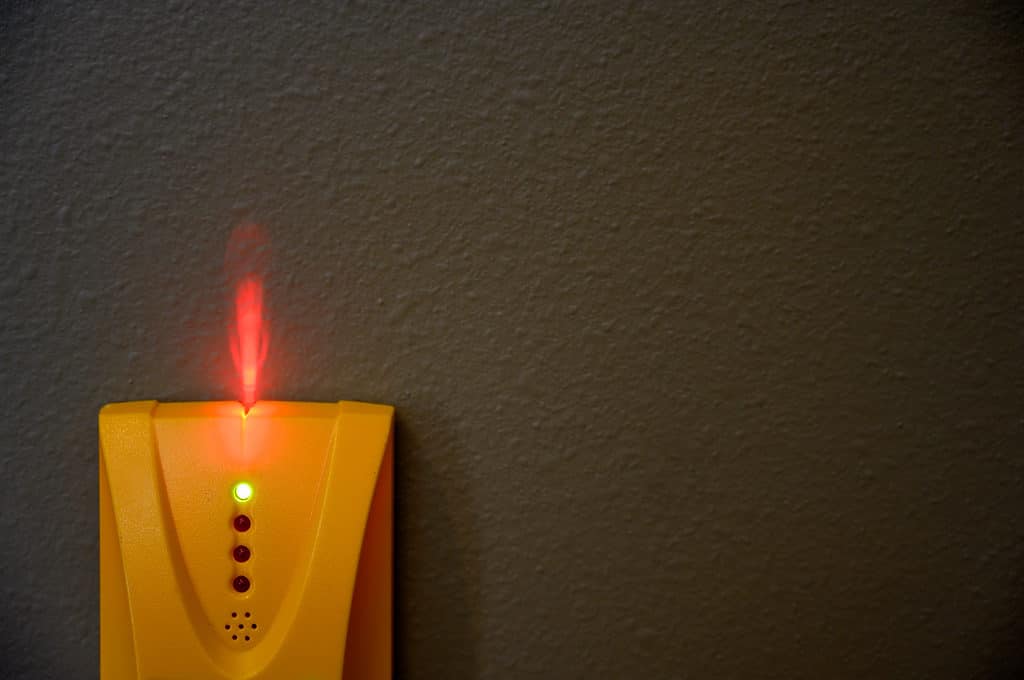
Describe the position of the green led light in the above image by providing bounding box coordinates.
[233,482,254,503]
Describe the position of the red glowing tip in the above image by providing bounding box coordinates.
[227,224,271,409]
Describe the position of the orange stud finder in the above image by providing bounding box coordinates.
[99,400,393,679]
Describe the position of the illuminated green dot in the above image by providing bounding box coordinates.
[233,482,253,503]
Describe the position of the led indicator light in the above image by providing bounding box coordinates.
[233,482,254,503]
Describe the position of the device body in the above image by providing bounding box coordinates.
[100,400,393,679]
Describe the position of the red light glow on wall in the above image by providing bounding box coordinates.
[226,224,271,410]
[232,274,268,410]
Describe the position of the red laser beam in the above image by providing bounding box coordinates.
[232,274,269,410]
[226,224,271,411]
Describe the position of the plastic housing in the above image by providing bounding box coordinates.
[99,400,393,679]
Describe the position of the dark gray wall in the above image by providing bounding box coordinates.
[2,1,1023,678]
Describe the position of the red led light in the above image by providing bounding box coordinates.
[233,576,251,593]
[233,545,251,563]
[233,515,251,532]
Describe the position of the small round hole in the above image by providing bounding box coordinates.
[224,625,230,630]
[244,612,251,618]
[245,635,250,641]
[238,624,244,629]
[251,624,257,629]
[232,635,237,640]
[231,612,237,618]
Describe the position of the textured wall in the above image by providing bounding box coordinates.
[2,1,1023,678]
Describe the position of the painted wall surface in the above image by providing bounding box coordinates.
[2,2,1022,678]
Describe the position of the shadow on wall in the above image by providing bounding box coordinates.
[394,410,481,680]
[0,618,33,678]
